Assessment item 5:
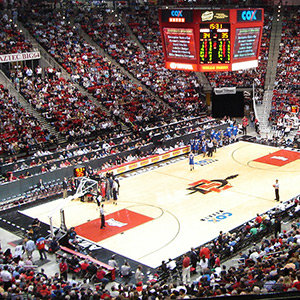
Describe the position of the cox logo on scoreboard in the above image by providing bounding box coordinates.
[161,9,193,23]
[171,10,183,17]
[237,9,262,22]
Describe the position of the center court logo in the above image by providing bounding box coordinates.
[187,174,239,194]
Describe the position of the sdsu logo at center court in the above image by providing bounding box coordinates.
[187,174,238,194]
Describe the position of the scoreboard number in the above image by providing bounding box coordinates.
[74,166,86,178]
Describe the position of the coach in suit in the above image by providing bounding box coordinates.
[190,247,198,274]
[63,177,68,199]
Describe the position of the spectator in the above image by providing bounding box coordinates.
[108,254,118,271]
[135,265,144,284]
[36,235,47,261]
[95,267,109,286]
[24,237,36,259]
[199,255,209,275]
[182,254,191,284]
[120,261,131,277]
[59,258,68,281]
[0,265,12,291]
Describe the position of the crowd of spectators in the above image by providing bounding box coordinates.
[205,9,273,92]
[22,10,175,131]
[0,84,52,158]
[0,3,280,161]
[0,11,33,55]
[269,8,300,132]
[10,65,117,141]
[78,6,206,116]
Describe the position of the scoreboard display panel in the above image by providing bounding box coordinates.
[199,23,231,64]
[163,28,196,60]
[159,8,264,72]
[233,27,261,59]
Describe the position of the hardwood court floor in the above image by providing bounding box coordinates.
[22,141,300,268]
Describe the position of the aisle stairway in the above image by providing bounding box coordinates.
[255,8,283,133]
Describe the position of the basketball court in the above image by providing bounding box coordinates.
[21,141,300,268]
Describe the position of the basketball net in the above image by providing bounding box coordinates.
[48,177,98,237]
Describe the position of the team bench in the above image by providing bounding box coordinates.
[57,246,115,280]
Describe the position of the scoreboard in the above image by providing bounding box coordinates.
[199,23,231,64]
[159,8,264,72]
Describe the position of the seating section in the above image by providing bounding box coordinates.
[14,67,115,140]
[0,85,48,156]
[80,7,205,115]
[24,12,173,129]
[0,117,219,187]
[269,11,300,128]
[0,11,34,54]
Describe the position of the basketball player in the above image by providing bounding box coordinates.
[201,140,207,157]
[189,152,194,171]
[232,124,238,141]
[194,138,200,154]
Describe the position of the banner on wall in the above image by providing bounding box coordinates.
[214,87,236,95]
[0,51,41,63]
[98,146,190,176]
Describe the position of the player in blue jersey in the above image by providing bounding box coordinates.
[189,152,195,171]
[232,125,238,141]
[199,129,205,139]
[226,126,232,143]
[201,140,207,157]
[210,129,216,140]
[215,130,221,148]
[194,139,200,154]
[190,139,195,152]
